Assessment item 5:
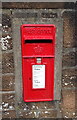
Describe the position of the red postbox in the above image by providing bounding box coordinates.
[21,24,56,102]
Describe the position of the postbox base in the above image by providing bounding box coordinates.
[24,98,53,102]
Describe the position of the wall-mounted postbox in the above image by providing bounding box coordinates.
[21,24,56,102]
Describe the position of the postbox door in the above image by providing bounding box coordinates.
[22,57,54,102]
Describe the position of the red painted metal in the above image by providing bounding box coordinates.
[21,24,56,102]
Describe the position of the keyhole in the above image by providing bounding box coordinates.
[29,77,31,80]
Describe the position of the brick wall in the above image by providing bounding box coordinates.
[1,2,77,119]
[61,11,76,118]
[1,10,16,118]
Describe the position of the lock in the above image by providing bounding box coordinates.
[36,58,41,63]
[21,24,56,102]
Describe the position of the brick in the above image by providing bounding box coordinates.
[75,50,77,65]
[75,90,77,110]
[62,68,77,78]
[2,2,75,9]
[18,110,39,118]
[2,53,14,73]
[62,76,76,88]
[17,100,57,118]
[75,11,77,48]
[2,110,16,118]
[63,11,76,48]
[61,89,75,109]
[62,68,77,88]
[31,101,56,110]
[0,111,2,120]
[14,12,38,18]
[62,109,76,118]
[17,100,56,111]
[17,100,34,111]
[2,9,12,16]
[1,27,13,51]
[1,37,13,51]
[25,18,35,23]
[60,89,75,118]
[0,93,2,103]
[1,24,13,51]
[2,75,15,91]
[2,27,12,37]
[2,93,15,110]
[62,52,76,67]
[18,109,57,118]
[39,109,57,118]
[2,14,11,27]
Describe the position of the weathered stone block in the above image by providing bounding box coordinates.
[62,89,75,109]
[75,50,77,65]
[17,100,56,111]
[31,101,56,110]
[2,2,75,9]
[2,9,12,16]
[18,110,39,118]
[1,37,13,51]
[62,109,76,118]
[2,93,15,111]
[62,68,77,88]
[2,27,12,37]
[2,14,11,27]
[62,76,76,88]
[1,21,13,51]
[2,110,16,118]
[62,68,77,78]
[39,109,57,118]
[2,75,15,91]
[2,53,14,73]
[14,12,38,18]
[18,109,57,118]
[62,52,76,67]
[60,89,75,118]
[63,11,75,48]
[75,90,77,110]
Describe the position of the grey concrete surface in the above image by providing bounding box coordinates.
[12,10,63,111]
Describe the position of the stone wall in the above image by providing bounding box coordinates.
[1,2,77,119]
